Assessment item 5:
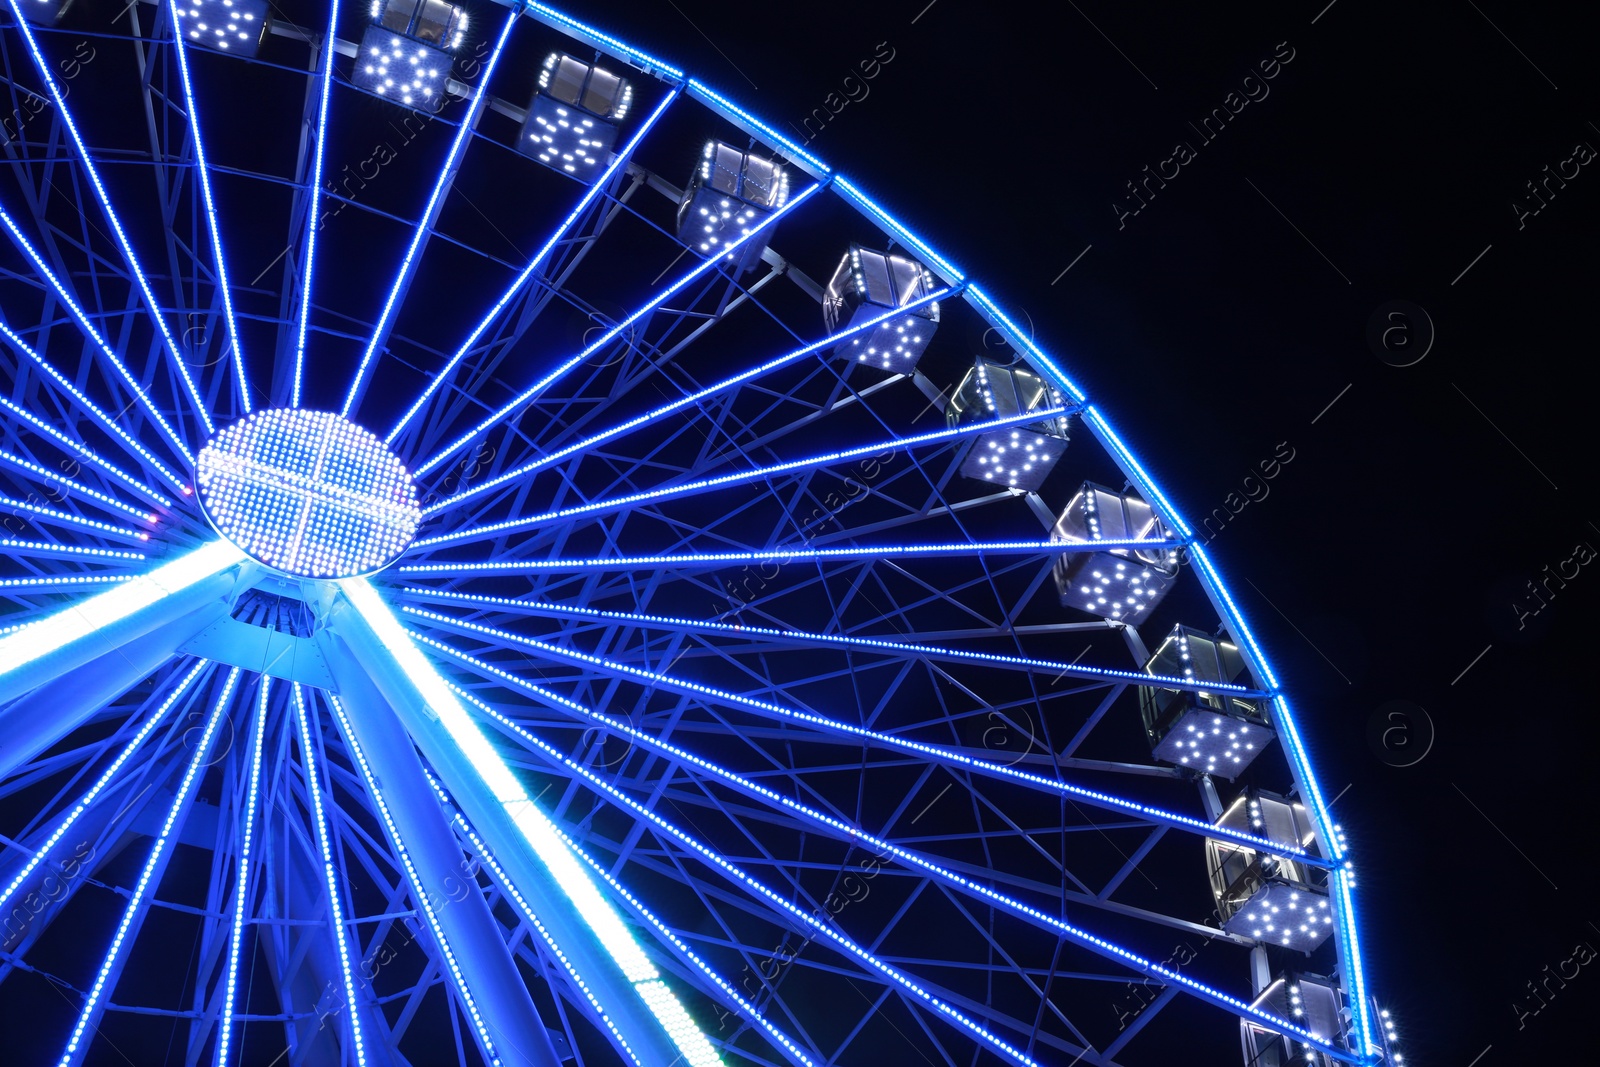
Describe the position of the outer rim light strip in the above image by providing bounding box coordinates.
[416,404,1072,534]
[1334,868,1378,1057]
[289,684,367,1067]
[448,678,1345,1064]
[3,0,211,436]
[343,7,522,419]
[320,693,506,1066]
[833,177,962,282]
[293,0,341,408]
[56,667,238,1067]
[425,772,728,1067]
[0,492,149,542]
[397,538,1177,575]
[407,623,1318,866]
[388,85,682,444]
[0,319,183,497]
[339,579,730,1063]
[965,285,1089,405]
[447,682,1040,1067]
[427,286,950,511]
[0,217,193,473]
[413,181,825,477]
[0,447,157,523]
[0,394,172,508]
[165,0,250,415]
[419,778,646,1067]
[0,660,208,915]
[523,1,684,79]
[215,677,270,1067]
[0,539,145,563]
[397,587,1262,698]
[685,80,828,174]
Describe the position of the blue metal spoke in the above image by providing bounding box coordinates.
[0,448,158,524]
[395,587,1263,698]
[425,286,950,509]
[214,676,271,1066]
[409,623,1320,867]
[416,405,1073,543]
[0,205,195,471]
[55,666,238,1067]
[397,537,1175,575]
[412,181,827,478]
[292,0,342,408]
[386,83,683,446]
[166,0,251,415]
[3,0,213,437]
[342,7,521,420]
[0,394,173,510]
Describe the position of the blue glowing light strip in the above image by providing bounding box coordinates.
[413,181,826,477]
[319,693,505,1065]
[407,622,1318,866]
[445,674,1345,1062]
[56,666,237,1067]
[833,177,963,282]
[1333,867,1377,1057]
[523,1,684,79]
[215,677,270,1067]
[0,394,174,509]
[416,404,1071,535]
[339,579,726,1065]
[292,0,341,408]
[1080,404,1194,541]
[166,1,249,415]
[0,492,150,542]
[343,8,521,419]
[965,285,1089,405]
[397,587,1262,698]
[425,287,949,509]
[417,776,644,1067]
[441,679,1040,1067]
[0,660,208,916]
[684,80,829,175]
[289,684,367,1067]
[0,574,133,592]
[0,319,184,497]
[3,1,211,436]
[0,539,145,564]
[430,758,814,1067]
[398,537,1175,576]
[387,84,681,445]
[0,449,157,524]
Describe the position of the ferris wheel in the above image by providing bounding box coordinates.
[0,1,1396,1064]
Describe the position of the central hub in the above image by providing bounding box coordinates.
[196,408,421,579]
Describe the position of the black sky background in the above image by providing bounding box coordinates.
[541,1,1598,1064]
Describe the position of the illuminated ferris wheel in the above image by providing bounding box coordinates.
[0,1,1398,1064]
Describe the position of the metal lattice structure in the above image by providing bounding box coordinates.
[0,1,1390,1064]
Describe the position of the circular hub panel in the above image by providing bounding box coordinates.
[196,408,421,578]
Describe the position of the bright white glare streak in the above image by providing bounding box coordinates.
[386,86,682,445]
[3,0,212,435]
[293,0,342,408]
[0,207,194,470]
[342,8,521,419]
[166,0,249,413]
[215,677,270,1067]
[57,667,239,1066]
[0,539,246,681]
[338,578,724,1065]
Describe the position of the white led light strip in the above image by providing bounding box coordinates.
[338,578,724,1066]
[57,667,239,1066]
[215,677,271,1066]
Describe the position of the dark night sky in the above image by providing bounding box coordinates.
[2,1,1596,1063]
[547,1,1598,1063]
